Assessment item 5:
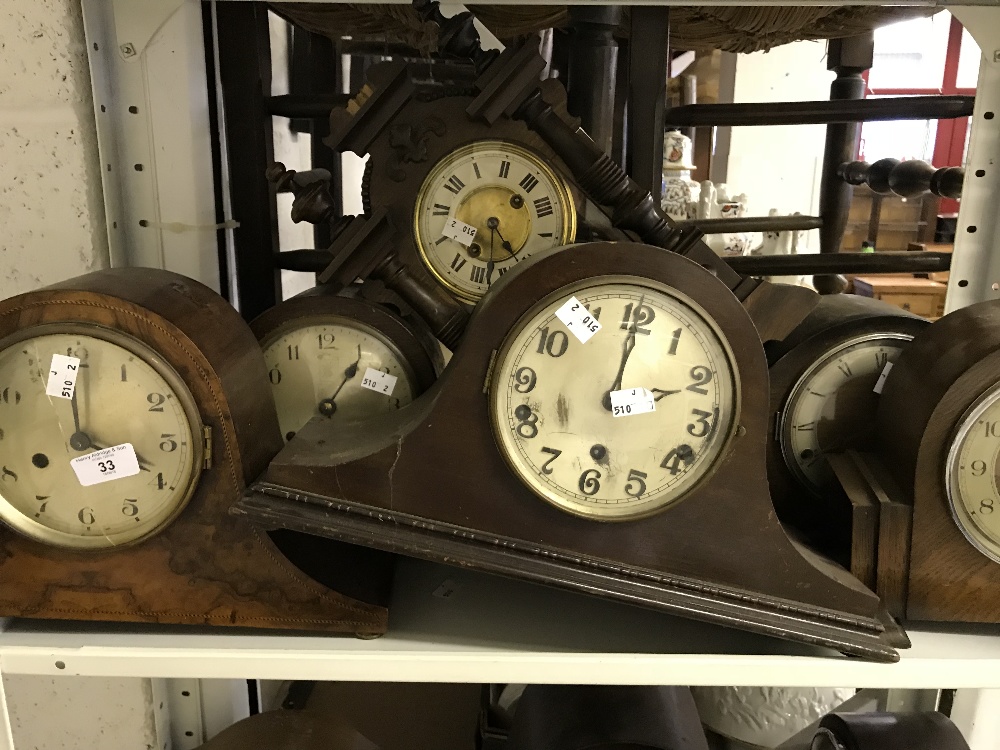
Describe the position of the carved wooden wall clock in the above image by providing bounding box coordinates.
[240,241,900,661]
[873,299,1000,623]
[0,268,387,634]
[327,62,587,305]
[321,60,819,349]
[766,295,927,560]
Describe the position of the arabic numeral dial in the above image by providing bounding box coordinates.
[947,383,1000,562]
[0,327,203,549]
[490,280,738,520]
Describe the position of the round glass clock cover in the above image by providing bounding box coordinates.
[261,316,420,442]
[490,278,739,520]
[414,140,577,302]
[946,382,1000,563]
[0,325,203,549]
[780,333,913,493]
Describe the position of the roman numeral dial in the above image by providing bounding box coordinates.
[414,140,577,303]
[779,333,914,493]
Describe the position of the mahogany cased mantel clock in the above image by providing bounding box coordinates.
[239,241,901,662]
[0,268,389,634]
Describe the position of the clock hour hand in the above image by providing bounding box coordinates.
[88,441,153,472]
[651,388,681,401]
[318,345,362,417]
[486,228,496,289]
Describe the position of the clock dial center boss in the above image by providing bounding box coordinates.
[414,141,576,302]
[490,278,739,520]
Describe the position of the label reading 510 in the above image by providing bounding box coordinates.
[360,367,398,396]
[554,296,602,344]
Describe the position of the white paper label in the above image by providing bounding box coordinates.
[609,387,656,418]
[441,218,478,247]
[360,367,398,395]
[70,443,141,487]
[873,361,894,394]
[432,579,461,599]
[554,296,602,343]
[45,354,81,399]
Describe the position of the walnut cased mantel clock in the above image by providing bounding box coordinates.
[240,241,899,662]
[0,268,387,634]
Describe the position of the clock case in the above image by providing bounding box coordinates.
[0,268,387,634]
[250,286,443,598]
[868,299,1000,623]
[766,295,927,567]
[239,242,899,662]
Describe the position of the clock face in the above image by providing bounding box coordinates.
[779,333,912,493]
[946,383,1000,563]
[413,140,577,303]
[0,325,202,549]
[261,316,419,442]
[490,278,739,520]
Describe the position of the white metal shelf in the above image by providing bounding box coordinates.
[2,559,1000,687]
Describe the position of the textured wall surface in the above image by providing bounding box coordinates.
[3,674,161,750]
[0,0,108,299]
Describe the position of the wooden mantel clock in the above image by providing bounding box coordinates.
[239,241,900,661]
[0,268,386,634]
[874,299,1000,623]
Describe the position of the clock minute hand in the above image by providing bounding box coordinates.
[318,345,362,416]
[602,296,644,411]
[602,330,636,412]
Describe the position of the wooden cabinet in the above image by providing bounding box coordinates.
[853,277,948,319]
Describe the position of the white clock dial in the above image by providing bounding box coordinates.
[490,278,739,520]
[414,140,576,303]
[261,317,418,442]
[0,326,202,549]
[780,333,912,493]
[947,383,1000,563]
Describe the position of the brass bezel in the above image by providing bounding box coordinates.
[0,323,205,550]
[488,275,741,521]
[413,140,578,304]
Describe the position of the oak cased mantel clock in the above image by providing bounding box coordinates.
[766,295,927,560]
[0,268,388,634]
[239,241,899,661]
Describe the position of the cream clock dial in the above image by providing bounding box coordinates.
[0,326,203,549]
[490,278,739,520]
[946,383,1000,563]
[779,333,912,493]
[414,140,576,303]
[261,317,419,442]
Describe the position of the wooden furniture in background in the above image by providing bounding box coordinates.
[852,276,947,319]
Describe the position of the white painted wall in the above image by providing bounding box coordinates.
[0,0,109,299]
[726,40,834,252]
[0,2,161,747]
[3,675,162,750]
